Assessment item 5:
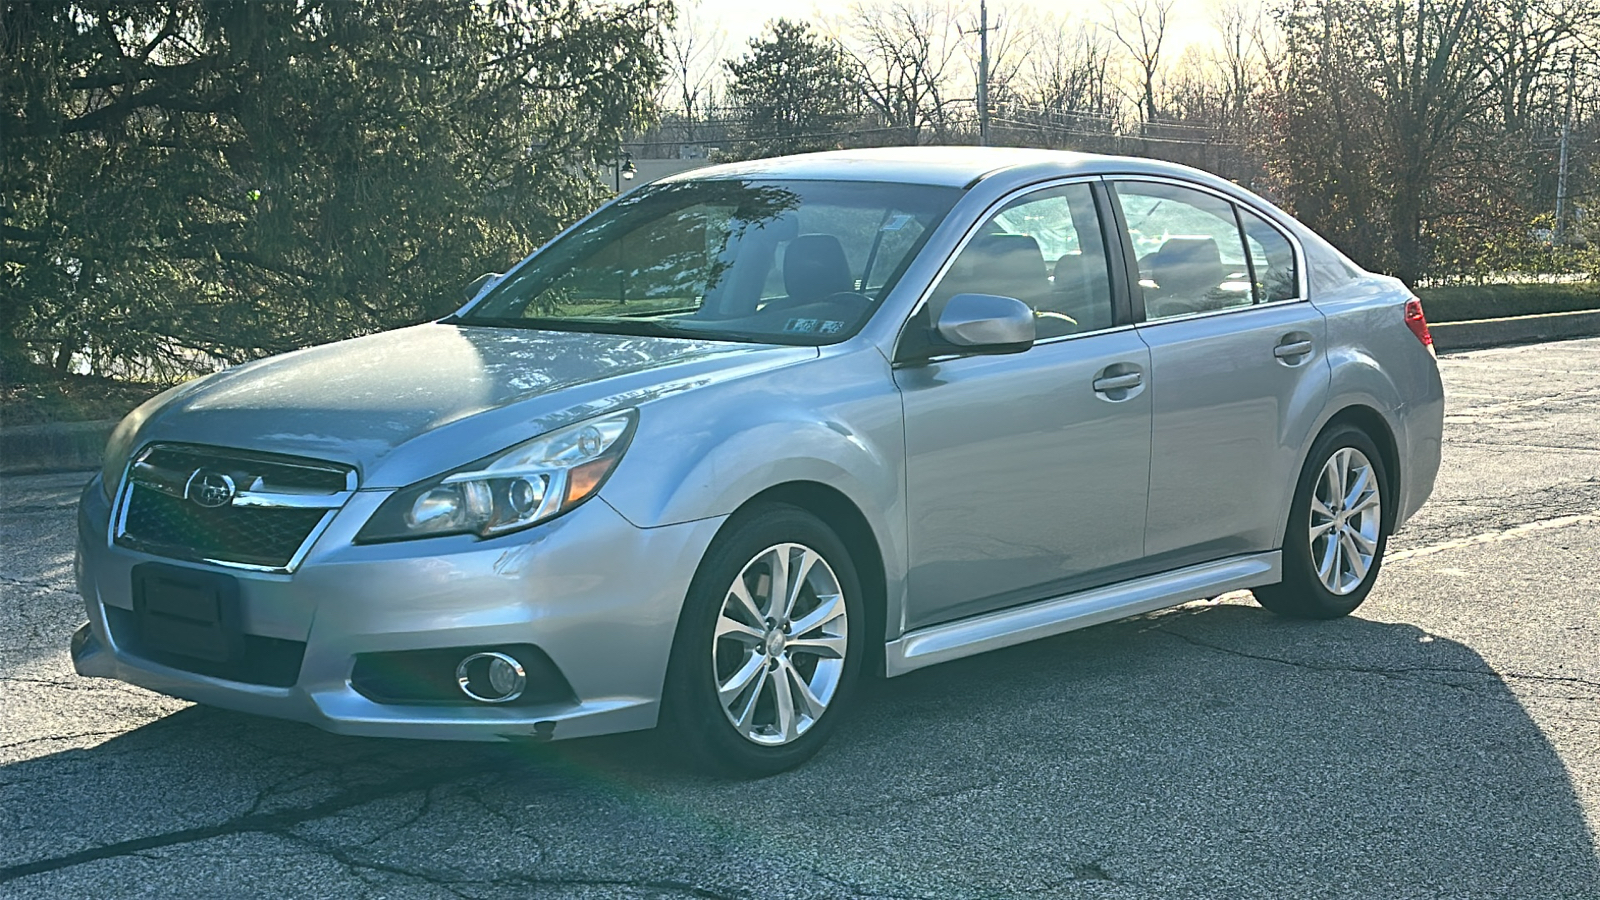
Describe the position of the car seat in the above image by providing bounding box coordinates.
[1050,253,1113,332]
[783,234,854,304]
[1147,236,1225,316]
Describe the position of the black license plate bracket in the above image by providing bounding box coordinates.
[131,563,243,664]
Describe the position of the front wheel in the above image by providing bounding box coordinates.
[661,504,864,777]
[1255,425,1390,619]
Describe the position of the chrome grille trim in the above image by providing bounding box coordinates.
[112,443,358,573]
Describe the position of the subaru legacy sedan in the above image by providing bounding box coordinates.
[73,148,1443,775]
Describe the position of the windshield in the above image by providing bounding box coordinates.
[461,179,961,344]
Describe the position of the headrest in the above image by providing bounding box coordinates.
[1053,252,1086,284]
[1153,236,1221,270]
[966,233,1047,282]
[783,233,853,303]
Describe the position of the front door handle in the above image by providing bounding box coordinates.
[1273,339,1314,359]
[1092,372,1143,392]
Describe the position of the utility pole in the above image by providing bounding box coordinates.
[1556,49,1577,245]
[961,1,993,146]
[978,0,990,146]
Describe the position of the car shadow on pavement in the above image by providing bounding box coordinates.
[2,601,1597,898]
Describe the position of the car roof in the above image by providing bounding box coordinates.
[656,146,1216,190]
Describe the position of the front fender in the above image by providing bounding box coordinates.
[598,345,908,631]
[601,347,903,531]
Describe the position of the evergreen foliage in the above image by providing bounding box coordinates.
[724,20,860,159]
[1,0,669,378]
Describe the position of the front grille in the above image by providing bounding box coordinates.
[123,489,326,568]
[114,443,356,571]
[139,444,350,492]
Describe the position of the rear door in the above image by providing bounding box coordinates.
[895,181,1153,629]
[1109,179,1330,568]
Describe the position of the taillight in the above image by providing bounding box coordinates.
[1403,298,1435,357]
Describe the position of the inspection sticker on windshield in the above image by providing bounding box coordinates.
[882,214,913,231]
[783,318,846,334]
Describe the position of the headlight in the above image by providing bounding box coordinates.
[355,409,637,544]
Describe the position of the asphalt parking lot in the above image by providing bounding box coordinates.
[2,337,1598,899]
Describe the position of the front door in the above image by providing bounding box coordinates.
[896,182,1153,629]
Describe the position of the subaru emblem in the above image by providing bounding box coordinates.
[184,469,236,509]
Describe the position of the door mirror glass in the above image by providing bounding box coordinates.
[934,293,1035,353]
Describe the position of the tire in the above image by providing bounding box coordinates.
[660,503,865,777]
[1254,424,1391,619]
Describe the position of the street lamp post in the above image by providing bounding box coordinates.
[613,151,636,193]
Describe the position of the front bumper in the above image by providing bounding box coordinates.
[72,476,725,742]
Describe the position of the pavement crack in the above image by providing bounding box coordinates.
[0,730,122,750]
[837,779,1002,819]
[807,868,942,899]
[0,575,73,593]
[479,875,740,899]
[0,676,76,687]
[0,762,483,885]
[272,827,477,899]
[346,786,437,848]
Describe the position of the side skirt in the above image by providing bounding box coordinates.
[883,551,1281,676]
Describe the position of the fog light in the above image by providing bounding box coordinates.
[456,651,527,703]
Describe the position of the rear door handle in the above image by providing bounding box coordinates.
[1092,372,1143,392]
[1273,339,1314,359]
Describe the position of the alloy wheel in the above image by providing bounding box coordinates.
[713,542,849,746]
[1310,447,1383,595]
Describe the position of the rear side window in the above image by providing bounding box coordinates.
[1239,207,1300,302]
[1114,181,1253,320]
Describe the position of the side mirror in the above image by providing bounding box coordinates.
[464,272,501,302]
[934,293,1035,354]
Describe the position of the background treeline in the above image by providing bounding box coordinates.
[2,0,667,381]
[5,0,1600,382]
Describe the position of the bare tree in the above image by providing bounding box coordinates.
[1161,47,1231,128]
[660,0,729,138]
[1008,11,1120,143]
[1488,0,1599,135]
[1261,0,1600,284]
[1211,0,1266,126]
[837,0,964,143]
[1102,0,1174,126]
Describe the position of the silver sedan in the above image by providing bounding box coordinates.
[73,148,1444,775]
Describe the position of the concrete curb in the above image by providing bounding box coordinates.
[1431,308,1600,352]
[1,419,116,476]
[3,310,1599,476]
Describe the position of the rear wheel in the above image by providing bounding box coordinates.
[661,504,864,776]
[1255,424,1390,619]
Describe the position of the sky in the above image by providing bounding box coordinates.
[681,0,1246,65]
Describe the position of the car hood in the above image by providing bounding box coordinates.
[120,323,816,488]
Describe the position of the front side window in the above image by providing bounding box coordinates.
[463,179,960,345]
[925,182,1115,339]
[1114,181,1253,320]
